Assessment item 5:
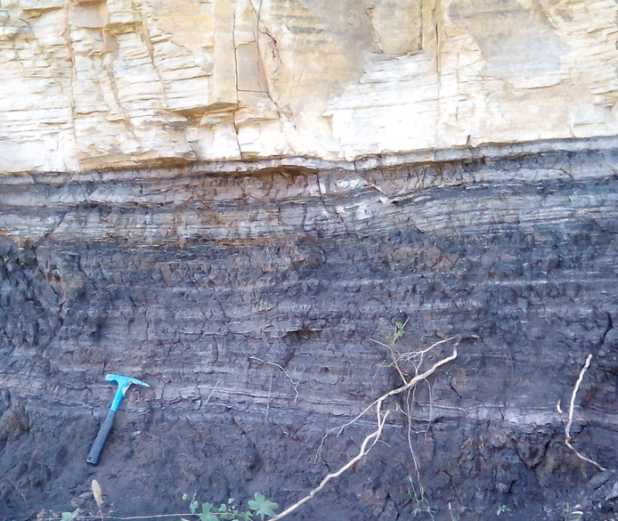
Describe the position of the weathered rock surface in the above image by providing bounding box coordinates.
[1,0,618,518]
[1,139,617,519]
[0,0,617,172]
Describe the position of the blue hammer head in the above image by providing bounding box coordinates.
[106,373,150,412]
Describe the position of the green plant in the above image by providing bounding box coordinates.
[61,512,79,521]
[248,494,279,519]
[561,502,583,521]
[180,492,279,521]
[391,318,408,344]
[407,476,436,519]
[496,504,511,516]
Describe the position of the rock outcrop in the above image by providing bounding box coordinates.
[0,0,617,172]
[1,1,618,520]
[1,139,618,519]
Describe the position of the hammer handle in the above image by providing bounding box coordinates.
[87,408,116,465]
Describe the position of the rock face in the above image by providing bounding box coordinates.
[0,0,617,172]
[1,140,618,519]
[1,0,618,520]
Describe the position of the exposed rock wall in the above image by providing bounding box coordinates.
[1,0,618,518]
[1,140,617,520]
[0,0,617,172]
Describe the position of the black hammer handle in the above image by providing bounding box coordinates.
[87,408,116,465]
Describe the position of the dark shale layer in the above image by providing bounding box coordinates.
[1,143,618,520]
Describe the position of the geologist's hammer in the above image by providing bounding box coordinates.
[87,373,150,465]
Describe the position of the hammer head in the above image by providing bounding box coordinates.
[106,373,150,411]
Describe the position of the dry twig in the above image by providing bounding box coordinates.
[371,333,471,504]
[313,341,458,500]
[249,356,300,403]
[269,404,390,521]
[338,346,457,438]
[564,353,605,471]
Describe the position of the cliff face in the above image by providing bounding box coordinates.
[1,141,618,520]
[1,1,618,520]
[0,0,617,172]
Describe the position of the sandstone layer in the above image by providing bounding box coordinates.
[0,0,617,172]
[1,0,618,519]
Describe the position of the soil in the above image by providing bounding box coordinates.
[0,143,617,521]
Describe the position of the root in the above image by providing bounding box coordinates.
[269,403,390,521]
[367,333,471,506]
[338,346,457,438]
[303,343,459,521]
[249,355,300,403]
[564,353,606,472]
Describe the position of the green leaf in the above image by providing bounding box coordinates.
[200,503,218,521]
[61,512,78,521]
[190,499,199,514]
[248,494,278,520]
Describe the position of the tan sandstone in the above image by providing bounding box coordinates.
[0,0,616,173]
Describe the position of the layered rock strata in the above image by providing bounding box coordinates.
[1,139,617,519]
[0,0,616,172]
